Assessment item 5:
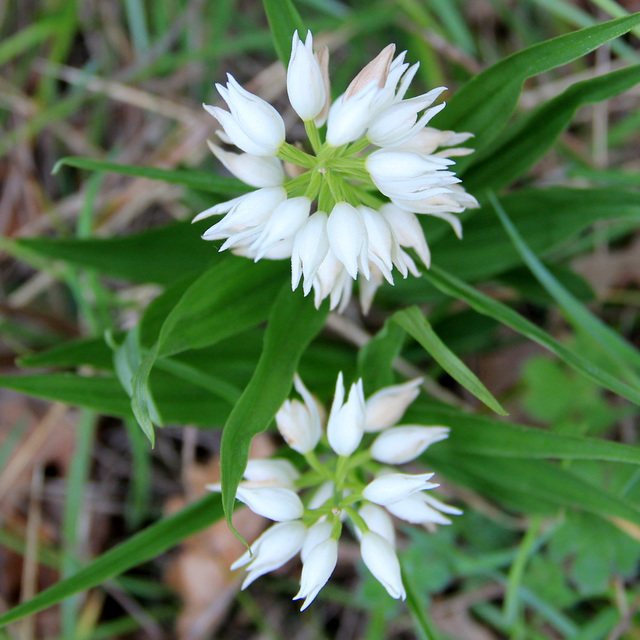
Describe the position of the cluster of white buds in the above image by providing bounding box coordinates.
[207,374,461,610]
[195,30,479,313]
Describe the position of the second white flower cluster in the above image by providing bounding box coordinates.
[195,30,478,313]
[208,373,460,610]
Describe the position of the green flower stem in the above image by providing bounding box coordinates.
[285,171,312,197]
[344,137,371,156]
[335,455,350,490]
[350,185,385,209]
[304,450,332,480]
[344,506,368,534]
[347,449,372,470]
[304,167,323,200]
[304,120,322,155]
[317,179,335,213]
[277,142,316,168]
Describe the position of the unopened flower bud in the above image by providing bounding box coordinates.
[206,74,285,156]
[363,378,423,432]
[327,372,366,456]
[360,531,406,600]
[294,537,338,610]
[301,518,334,562]
[385,492,458,526]
[276,374,322,454]
[235,486,304,521]
[356,503,396,547]
[287,30,326,122]
[233,521,307,588]
[243,458,300,489]
[370,426,450,464]
[362,472,437,506]
[207,140,284,187]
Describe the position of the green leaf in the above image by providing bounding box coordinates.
[393,306,507,415]
[220,285,329,532]
[18,336,117,371]
[490,192,640,379]
[433,188,640,283]
[427,451,640,527]
[0,374,131,416]
[18,220,215,286]
[464,64,640,192]
[434,13,640,164]
[411,405,640,465]
[263,0,306,64]
[0,494,223,627]
[129,258,287,440]
[357,319,406,395]
[424,266,640,406]
[53,157,248,196]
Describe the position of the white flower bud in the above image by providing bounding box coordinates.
[301,518,334,562]
[207,140,284,187]
[355,503,396,547]
[235,486,304,521]
[360,531,406,600]
[367,88,446,147]
[199,187,286,241]
[363,377,423,432]
[379,204,431,270]
[358,206,396,284]
[287,30,327,122]
[205,74,285,156]
[370,426,450,465]
[291,211,329,294]
[362,472,438,506]
[248,196,311,261]
[233,521,307,589]
[276,374,322,454]
[294,537,338,610]
[243,458,300,489]
[326,202,369,280]
[386,491,461,526]
[327,372,366,457]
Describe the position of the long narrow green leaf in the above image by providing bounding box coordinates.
[53,157,249,196]
[0,495,223,628]
[428,451,640,527]
[432,187,640,283]
[18,221,214,286]
[394,307,507,415]
[411,405,640,465]
[263,0,306,64]
[424,266,640,405]
[490,192,640,378]
[434,13,640,162]
[220,285,329,531]
[464,64,640,192]
[129,258,286,440]
[357,319,406,395]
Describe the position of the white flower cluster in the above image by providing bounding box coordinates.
[207,374,460,610]
[195,31,478,313]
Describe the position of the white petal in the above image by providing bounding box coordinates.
[355,503,396,547]
[291,211,329,293]
[235,486,304,521]
[243,458,300,488]
[327,375,365,457]
[326,202,367,279]
[207,140,284,187]
[370,426,450,464]
[363,377,423,432]
[362,472,437,506]
[360,531,406,600]
[287,30,326,122]
[301,518,334,562]
[294,537,338,610]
